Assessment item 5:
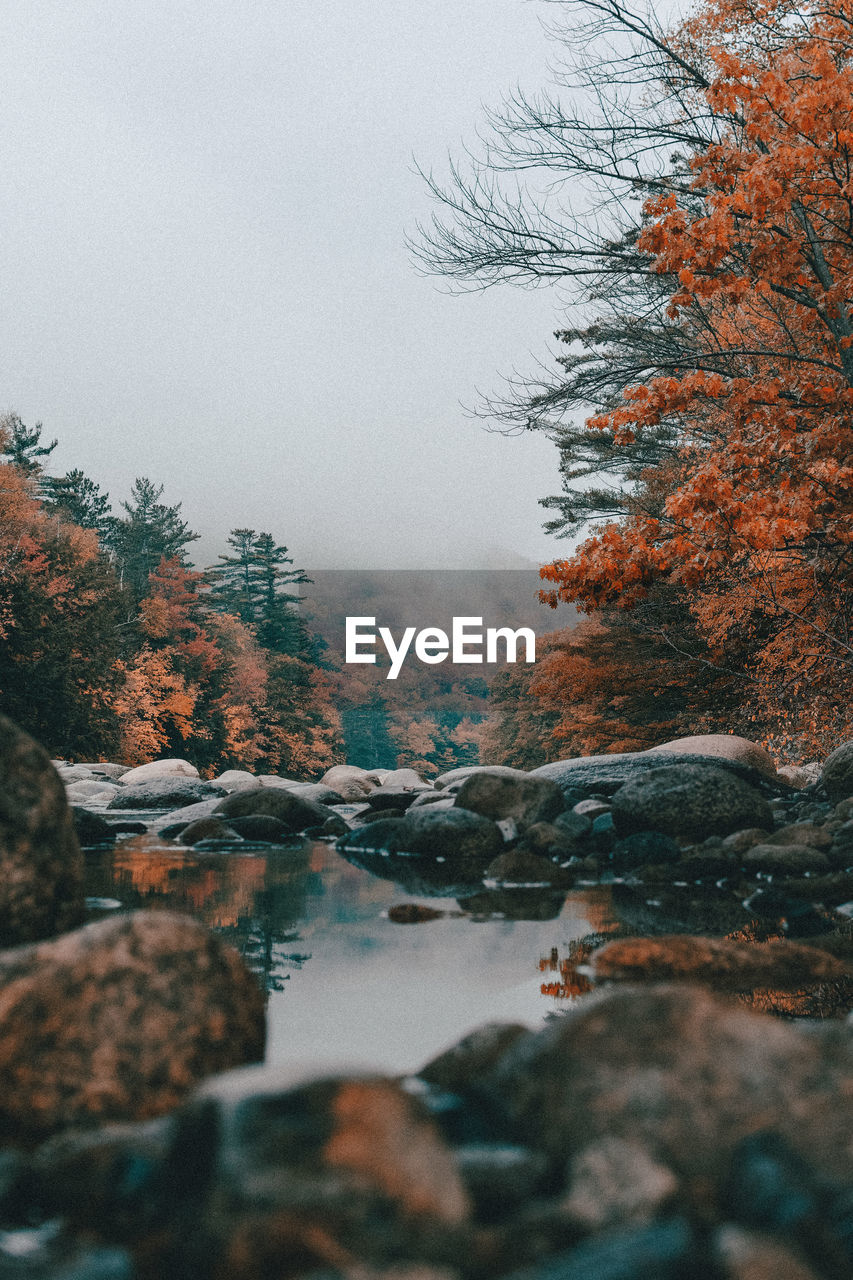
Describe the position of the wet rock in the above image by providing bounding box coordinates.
[553,810,593,839]
[0,715,84,946]
[320,813,349,838]
[225,814,293,843]
[647,734,778,779]
[821,742,853,803]
[532,750,768,800]
[721,828,773,854]
[562,1137,679,1232]
[714,1225,821,1280]
[155,797,222,833]
[481,984,853,1190]
[418,1023,531,1096]
[764,822,832,849]
[397,808,504,864]
[0,911,265,1142]
[215,786,334,834]
[388,904,446,923]
[516,822,584,859]
[453,773,564,830]
[457,888,567,921]
[742,844,831,875]
[609,830,681,871]
[589,935,849,991]
[611,764,773,840]
[485,851,574,888]
[107,777,219,810]
[178,817,240,846]
[318,764,375,800]
[119,759,200,785]
[71,807,116,847]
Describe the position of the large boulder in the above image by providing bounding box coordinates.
[478,984,853,1191]
[0,911,265,1142]
[319,765,375,801]
[646,734,778,780]
[107,777,220,810]
[434,764,531,790]
[0,714,84,946]
[453,771,565,829]
[820,741,853,803]
[118,759,200,785]
[609,763,773,840]
[532,751,770,800]
[215,786,335,834]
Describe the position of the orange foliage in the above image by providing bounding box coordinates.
[542,0,853,757]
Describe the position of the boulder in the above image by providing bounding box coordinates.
[65,780,120,806]
[71,807,117,847]
[646,734,778,779]
[341,806,504,867]
[434,765,532,790]
[0,911,265,1141]
[178,817,239,846]
[453,772,565,829]
[286,782,347,806]
[418,1022,530,1095]
[742,844,831,875]
[319,765,375,800]
[485,850,574,888]
[776,763,821,790]
[213,769,258,791]
[610,764,773,840]
[376,768,431,790]
[479,984,853,1189]
[215,786,335,833]
[118,759,200,785]
[0,714,84,946]
[562,1137,679,1232]
[155,797,223,833]
[589,935,849,991]
[820,741,853,803]
[107,778,219,810]
[532,751,770,800]
[226,815,291,843]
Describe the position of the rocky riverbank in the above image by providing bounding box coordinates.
[0,717,851,1278]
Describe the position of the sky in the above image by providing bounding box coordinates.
[0,2,578,570]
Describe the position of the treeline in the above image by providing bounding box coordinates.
[0,413,342,774]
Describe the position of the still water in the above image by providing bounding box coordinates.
[85,834,618,1075]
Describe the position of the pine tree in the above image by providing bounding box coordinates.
[207,528,310,655]
[107,478,199,603]
[43,469,114,542]
[0,413,57,478]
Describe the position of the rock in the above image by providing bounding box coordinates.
[609,830,681,870]
[287,783,347,805]
[765,822,832,849]
[118,759,201,785]
[85,763,129,780]
[515,821,584,859]
[71,807,117,847]
[573,798,612,820]
[400,807,505,863]
[215,786,335,834]
[366,788,423,812]
[453,773,565,830]
[388,904,446,923]
[226,814,292,843]
[714,1225,821,1280]
[776,764,821,790]
[377,768,432,790]
[419,1023,531,1096]
[320,765,375,800]
[0,714,84,946]
[821,741,853,803]
[553,810,593,839]
[65,779,120,805]
[178,817,239,845]
[155,797,223,833]
[434,765,530,790]
[485,851,573,888]
[562,1137,679,1231]
[610,764,773,840]
[455,1144,547,1220]
[589,935,849,990]
[647,734,778,779]
[481,984,853,1190]
[742,844,831,875]
[320,813,349,838]
[722,827,772,854]
[213,769,258,791]
[408,794,456,811]
[533,750,769,800]
[0,911,265,1141]
[502,1218,697,1280]
[107,777,219,810]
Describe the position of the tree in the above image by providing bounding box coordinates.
[418,0,853,755]
[107,478,199,603]
[43,469,114,541]
[207,528,310,656]
[0,413,57,478]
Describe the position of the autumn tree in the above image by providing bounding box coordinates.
[419,0,853,756]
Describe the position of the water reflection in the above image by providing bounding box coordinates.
[85,836,618,1073]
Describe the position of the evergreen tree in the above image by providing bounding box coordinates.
[0,413,57,478]
[107,477,199,603]
[43,469,114,541]
[207,528,310,655]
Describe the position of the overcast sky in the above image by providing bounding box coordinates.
[0,1,575,569]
